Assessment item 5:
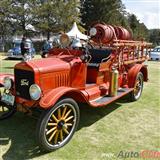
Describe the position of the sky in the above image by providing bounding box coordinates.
[122,0,160,29]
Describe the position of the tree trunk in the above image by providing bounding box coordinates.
[47,31,50,40]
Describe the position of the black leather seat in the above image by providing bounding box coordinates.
[88,49,112,68]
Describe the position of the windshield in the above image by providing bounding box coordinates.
[153,48,160,52]
[14,42,20,48]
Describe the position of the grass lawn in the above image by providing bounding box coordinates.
[0,54,41,74]
[0,57,159,160]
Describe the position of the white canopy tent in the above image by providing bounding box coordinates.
[67,22,88,40]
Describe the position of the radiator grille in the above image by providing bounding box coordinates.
[15,69,34,100]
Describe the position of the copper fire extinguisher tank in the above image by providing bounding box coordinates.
[110,68,119,96]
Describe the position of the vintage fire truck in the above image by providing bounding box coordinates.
[0,23,151,151]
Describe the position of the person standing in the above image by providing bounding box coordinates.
[42,40,52,58]
[20,36,33,61]
[20,36,27,57]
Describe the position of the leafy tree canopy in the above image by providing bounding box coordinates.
[33,0,80,39]
[0,0,158,45]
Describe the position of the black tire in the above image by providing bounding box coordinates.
[0,101,16,120]
[36,98,80,152]
[0,87,16,120]
[130,72,144,101]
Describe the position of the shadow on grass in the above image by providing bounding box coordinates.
[2,67,15,69]
[0,113,42,160]
[78,102,122,130]
[3,57,22,61]
[0,98,127,160]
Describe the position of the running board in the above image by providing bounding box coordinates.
[89,88,133,107]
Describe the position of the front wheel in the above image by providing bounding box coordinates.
[130,72,144,101]
[0,88,16,120]
[0,102,16,120]
[36,98,80,151]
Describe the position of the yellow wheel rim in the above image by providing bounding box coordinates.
[45,104,76,146]
[134,75,143,98]
[0,88,10,117]
[0,105,9,116]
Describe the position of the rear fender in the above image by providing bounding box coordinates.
[0,74,14,86]
[39,87,87,109]
[128,64,148,88]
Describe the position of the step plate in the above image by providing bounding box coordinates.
[89,88,133,107]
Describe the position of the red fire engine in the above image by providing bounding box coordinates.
[0,23,151,151]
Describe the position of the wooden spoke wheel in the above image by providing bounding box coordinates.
[36,98,80,151]
[0,88,16,120]
[130,72,144,101]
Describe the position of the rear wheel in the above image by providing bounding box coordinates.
[36,98,80,151]
[130,72,144,101]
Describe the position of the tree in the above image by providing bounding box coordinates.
[138,22,149,40]
[0,0,13,51]
[128,14,139,39]
[33,0,80,40]
[9,0,37,36]
[80,0,127,28]
[128,14,149,40]
[80,0,150,40]
[149,29,160,46]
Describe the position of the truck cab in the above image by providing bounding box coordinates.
[0,23,151,151]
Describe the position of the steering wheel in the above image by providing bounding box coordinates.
[80,39,94,49]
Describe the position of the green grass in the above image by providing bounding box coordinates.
[0,56,18,74]
[0,59,159,160]
[0,55,41,74]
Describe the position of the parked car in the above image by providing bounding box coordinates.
[150,46,160,61]
[7,39,36,59]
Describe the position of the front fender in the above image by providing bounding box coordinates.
[0,74,14,86]
[39,87,87,109]
[128,64,148,88]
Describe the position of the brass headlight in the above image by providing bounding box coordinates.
[29,84,41,100]
[60,34,71,47]
[3,77,13,90]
